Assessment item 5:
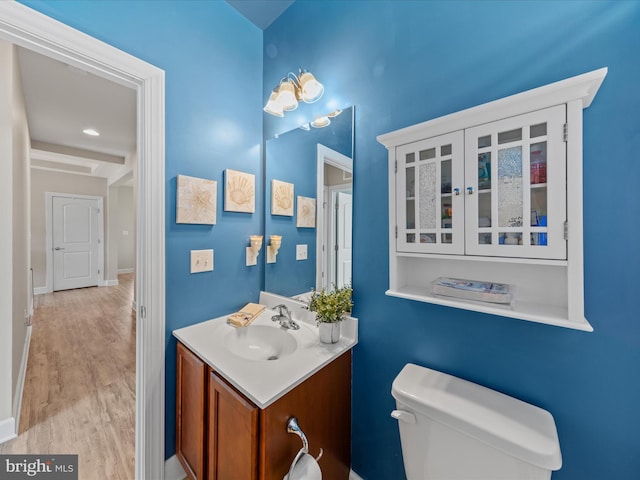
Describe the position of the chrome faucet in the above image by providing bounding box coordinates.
[272,304,299,330]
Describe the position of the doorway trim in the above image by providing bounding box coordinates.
[0,3,166,479]
[316,144,352,290]
[45,192,104,293]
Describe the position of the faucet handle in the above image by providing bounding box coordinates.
[274,304,289,316]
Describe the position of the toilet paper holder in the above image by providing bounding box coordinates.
[286,417,323,479]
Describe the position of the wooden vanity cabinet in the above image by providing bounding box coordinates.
[207,370,259,480]
[176,342,208,480]
[176,341,352,480]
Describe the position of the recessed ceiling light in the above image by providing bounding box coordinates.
[83,128,100,136]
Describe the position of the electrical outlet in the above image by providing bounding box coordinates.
[296,244,308,261]
[191,249,214,273]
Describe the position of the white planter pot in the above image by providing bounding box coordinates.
[318,321,340,344]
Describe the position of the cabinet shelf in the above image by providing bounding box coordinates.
[386,286,592,331]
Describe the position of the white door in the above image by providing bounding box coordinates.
[52,196,101,291]
[336,191,352,288]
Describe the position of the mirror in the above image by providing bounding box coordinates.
[265,106,354,300]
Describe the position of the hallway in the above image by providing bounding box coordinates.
[0,273,136,479]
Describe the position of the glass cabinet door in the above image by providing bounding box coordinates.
[464,105,567,259]
[396,130,464,254]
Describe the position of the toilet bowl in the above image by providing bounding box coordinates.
[391,364,562,480]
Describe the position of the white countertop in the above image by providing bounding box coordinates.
[173,292,358,409]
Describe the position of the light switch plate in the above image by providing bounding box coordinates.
[296,244,308,261]
[191,249,214,273]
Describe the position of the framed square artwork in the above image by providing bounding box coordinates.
[296,196,316,228]
[271,179,294,216]
[176,174,217,224]
[224,169,255,213]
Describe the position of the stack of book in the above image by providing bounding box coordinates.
[433,277,513,305]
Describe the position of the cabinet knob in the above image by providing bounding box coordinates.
[466,187,474,195]
[453,188,460,196]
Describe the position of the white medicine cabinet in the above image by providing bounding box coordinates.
[378,68,607,331]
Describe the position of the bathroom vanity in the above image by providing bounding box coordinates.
[173,294,358,480]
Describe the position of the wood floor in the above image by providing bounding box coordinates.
[0,273,136,479]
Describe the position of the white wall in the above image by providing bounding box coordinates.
[0,39,30,439]
[30,170,108,289]
[117,186,135,271]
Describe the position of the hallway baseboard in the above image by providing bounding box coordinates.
[102,279,119,287]
[118,268,134,274]
[0,418,16,445]
[33,286,48,295]
[12,325,31,434]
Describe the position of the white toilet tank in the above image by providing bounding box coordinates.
[391,364,562,480]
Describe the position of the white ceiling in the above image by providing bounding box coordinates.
[18,46,136,184]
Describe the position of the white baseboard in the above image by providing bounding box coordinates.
[102,279,119,287]
[164,455,186,480]
[0,417,16,445]
[118,268,134,274]
[164,454,362,480]
[33,286,49,295]
[12,326,32,434]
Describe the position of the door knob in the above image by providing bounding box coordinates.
[54,247,65,250]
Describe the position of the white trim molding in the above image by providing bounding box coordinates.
[0,417,16,445]
[118,268,135,274]
[12,326,32,435]
[0,3,166,478]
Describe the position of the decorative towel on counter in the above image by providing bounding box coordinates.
[227,302,266,327]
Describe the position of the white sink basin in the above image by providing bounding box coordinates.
[224,325,297,361]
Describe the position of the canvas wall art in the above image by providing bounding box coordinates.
[176,174,217,224]
[271,179,294,216]
[224,169,255,213]
[296,196,316,228]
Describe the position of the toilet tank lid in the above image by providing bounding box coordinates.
[391,363,562,471]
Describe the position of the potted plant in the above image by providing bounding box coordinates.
[307,284,353,344]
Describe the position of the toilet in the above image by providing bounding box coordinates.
[391,364,562,480]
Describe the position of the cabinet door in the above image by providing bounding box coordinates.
[396,130,465,254]
[176,342,208,480]
[464,105,567,259]
[208,370,259,480]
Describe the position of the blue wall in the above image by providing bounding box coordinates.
[265,1,640,479]
[19,0,264,459]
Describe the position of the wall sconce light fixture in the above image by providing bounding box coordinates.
[246,235,263,266]
[267,235,282,264]
[263,69,324,117]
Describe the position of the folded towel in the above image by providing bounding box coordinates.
[227,303,266,327]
